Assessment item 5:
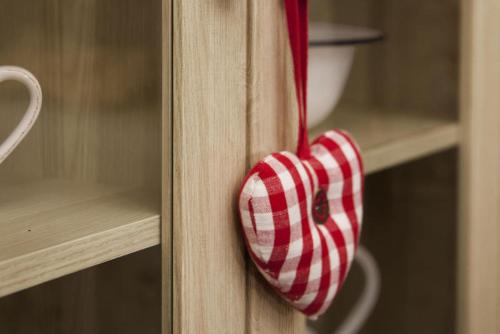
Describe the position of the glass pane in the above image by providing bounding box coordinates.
[0,0,163,332]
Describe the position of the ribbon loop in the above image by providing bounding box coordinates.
[284,0,310,158]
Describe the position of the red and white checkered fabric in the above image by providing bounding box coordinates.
[239,129,364,319]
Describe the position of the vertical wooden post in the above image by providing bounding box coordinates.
[171,1,248,333]
[458,0,500,333]
[170,1,306,332]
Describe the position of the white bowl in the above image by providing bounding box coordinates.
[307,23,383,129]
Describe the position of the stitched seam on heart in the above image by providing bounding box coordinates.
[243,173,267,263]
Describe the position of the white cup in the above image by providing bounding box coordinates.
[0,66,42,164]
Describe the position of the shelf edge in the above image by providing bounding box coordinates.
[0,215,160,298]
[363,123,460,174]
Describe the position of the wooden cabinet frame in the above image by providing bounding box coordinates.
[168,0,304,333]
[0,0,497,332]
[166,0,500,333]
[458,0,500,333]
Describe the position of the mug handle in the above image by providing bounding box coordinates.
[0,66,42,164]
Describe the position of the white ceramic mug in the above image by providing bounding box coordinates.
[0,66,42,164]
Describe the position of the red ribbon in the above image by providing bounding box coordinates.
[284,0,310,158]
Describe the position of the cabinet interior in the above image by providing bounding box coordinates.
[308,0,459,333]
[311,0,458,118]
[0,0,162,206]
[0,247,161,334]
[310,152,458,333]
[0,0,163,332]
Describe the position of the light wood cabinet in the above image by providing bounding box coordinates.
[0,0,498,333]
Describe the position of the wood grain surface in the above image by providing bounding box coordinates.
[162,0,173,333]
[172,0,248,333]
[458,0,500,333]
[171,0,305,333]
[0,180,160,298]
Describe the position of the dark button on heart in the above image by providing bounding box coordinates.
[312,188,329,224]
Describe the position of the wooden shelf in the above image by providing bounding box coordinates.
[0,179,160,297]
[310,106,460,174]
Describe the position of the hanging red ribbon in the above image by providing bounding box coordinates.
[284,0,310,158]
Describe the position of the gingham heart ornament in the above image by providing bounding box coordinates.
[238,0,364,319]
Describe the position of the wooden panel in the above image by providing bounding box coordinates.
[310,107,459,174]
[458,0,500,333]
[172,0,248,333]
[246,1,305,333]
